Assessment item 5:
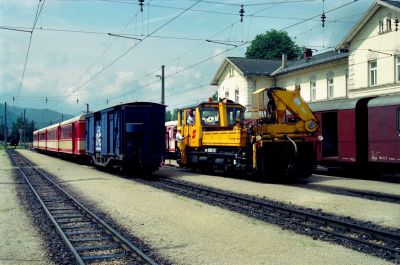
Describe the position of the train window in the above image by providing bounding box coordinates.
[201,107,219,126]
[61,126,72,139]
[227,107,244,126]
[397,108,400,133]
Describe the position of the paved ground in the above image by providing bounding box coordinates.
[0,150,53,265]
[158,166,400,229]
[18,150,395,265]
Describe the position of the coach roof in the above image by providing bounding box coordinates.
[368,93,400,107]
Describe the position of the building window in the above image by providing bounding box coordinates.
[234,89,239,103]
[379,20,384,33]
[327,78,334,98]
[386,18,392,31]
[369,60,377,86]
[396,55,400,82]
[225,91,229,99]
[229,67,234,77]
[310,81,316,101]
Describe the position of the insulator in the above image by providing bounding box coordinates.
[395,18,399,31]
[138,0,144,12]
[239,5,245,23]
[321,12,326,28]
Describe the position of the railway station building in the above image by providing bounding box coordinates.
[211,0,400,111]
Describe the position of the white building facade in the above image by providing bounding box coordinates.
[337,0,400,98]
[211,0,400,108]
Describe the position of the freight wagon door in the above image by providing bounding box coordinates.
[108,113,114,155]
[86,115,95,154]
[101,112,108,156]
[125,123,144,162]
[95,120,102,153]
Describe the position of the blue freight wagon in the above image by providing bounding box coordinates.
[85,102,166,173]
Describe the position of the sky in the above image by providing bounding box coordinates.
[0,0,374,116]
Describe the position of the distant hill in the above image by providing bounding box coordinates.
[0,103,73,130]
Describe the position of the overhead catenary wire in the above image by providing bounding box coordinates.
[61,7,144,107]
[1,25,249,43]
[281,0,359,31]
[48,0,203,109]
[89,40,249,111]
[83,0,363,112]
[3,0,366,112]
[15,0,46,107]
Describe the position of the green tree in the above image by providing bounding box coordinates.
[166,111,172,122]
[165,108,178,122]
[0,123,3,141]
[10,116,35,144]
[245,29,302,60]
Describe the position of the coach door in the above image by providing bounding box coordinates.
[58,126,61,152]
[355,97,375,167]
[321,112,338,158]
[72,123,75,154]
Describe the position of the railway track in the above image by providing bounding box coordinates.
[143,177,400,262]
[164,162,400,203]
[292,183,400,204]
[8,150,158,265]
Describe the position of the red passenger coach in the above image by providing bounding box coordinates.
[310,98,359,166]
[33,115,86,156]
[33,128,48,150]
[46,124,59,152]
[310,93,400,174]
[368,95,400,169]
[59,115,86,155]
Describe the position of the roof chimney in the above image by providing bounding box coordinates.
[281,53,287,68]
[303,48,313,60]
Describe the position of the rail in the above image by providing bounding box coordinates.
[8,150,158,265]
[144,177,400,261]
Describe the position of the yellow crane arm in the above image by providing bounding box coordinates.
[271,89,318,133]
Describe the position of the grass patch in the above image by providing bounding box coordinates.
[0,145,27,150]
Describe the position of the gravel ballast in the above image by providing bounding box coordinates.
[157,167,400,229]
[0,150,54,265]
[17,150,395,265]
[309,174,400,195]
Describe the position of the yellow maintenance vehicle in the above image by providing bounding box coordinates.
[176,87,319,179]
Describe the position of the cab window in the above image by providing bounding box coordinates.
[186,109,195,125]
[178,111,184,126]
[227,107,244,126]
[201,107,219,126]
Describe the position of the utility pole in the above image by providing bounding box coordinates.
[0,115,2,145]
[156,65,165,105]
[23,109,26,148]
[85,103,89,114]
[61,114,64,122]
[161,65,165,105]
[4,102,7,147]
